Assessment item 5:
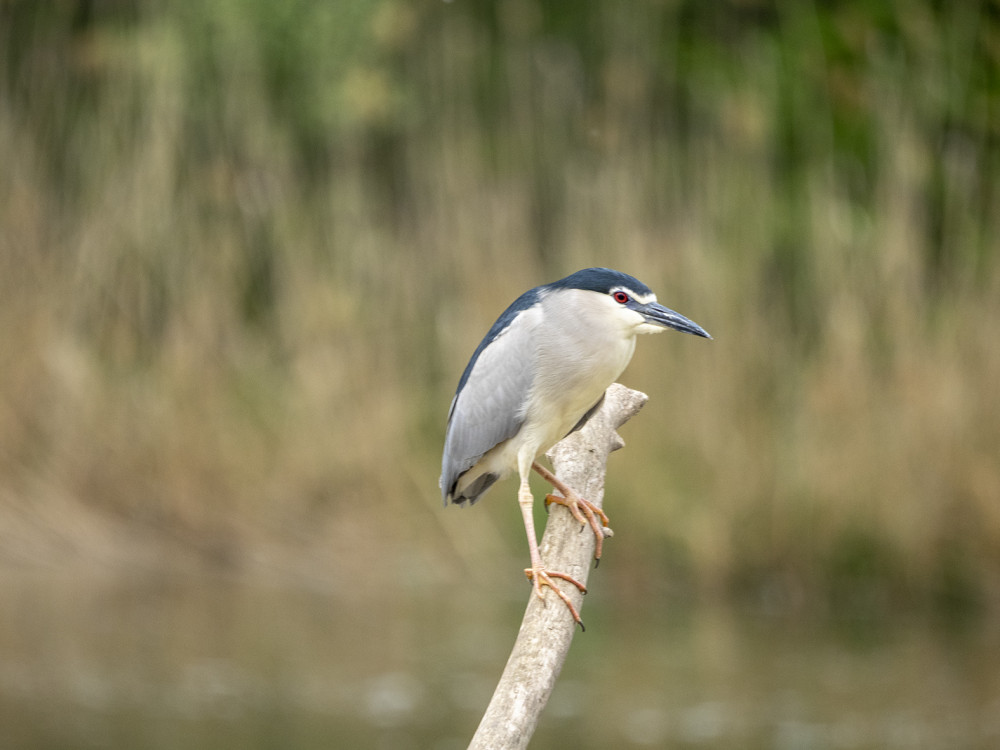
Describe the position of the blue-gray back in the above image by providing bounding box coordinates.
[441,286,544,503]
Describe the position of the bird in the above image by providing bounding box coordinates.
[440,267,711,627]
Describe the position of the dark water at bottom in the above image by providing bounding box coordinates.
[1,568,997,749]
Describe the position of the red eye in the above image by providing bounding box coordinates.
[612,291,629,304]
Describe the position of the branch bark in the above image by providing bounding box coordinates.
[468,384,648,750]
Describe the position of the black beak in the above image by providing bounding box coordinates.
[639,302,712,339]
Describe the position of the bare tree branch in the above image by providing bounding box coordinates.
[468,384,648,750]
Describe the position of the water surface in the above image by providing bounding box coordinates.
[1,569,996,749]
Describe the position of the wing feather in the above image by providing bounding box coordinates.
[440,306,540,504]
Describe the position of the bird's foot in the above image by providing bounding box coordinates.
[544,493,613,564]
[524,566,587,630]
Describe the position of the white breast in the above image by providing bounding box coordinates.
[519,289,639,454]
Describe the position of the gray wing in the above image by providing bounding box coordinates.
[440,307,540,504]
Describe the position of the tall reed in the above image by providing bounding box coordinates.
[1,2,997,613]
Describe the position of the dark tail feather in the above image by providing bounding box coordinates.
[446,472,500,507]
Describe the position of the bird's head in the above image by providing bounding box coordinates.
[549,267,712,339]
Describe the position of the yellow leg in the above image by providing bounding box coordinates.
[517,474,587,629]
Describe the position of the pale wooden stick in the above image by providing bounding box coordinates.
[468,384,648,750]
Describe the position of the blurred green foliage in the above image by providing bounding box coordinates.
[1,0,998,617]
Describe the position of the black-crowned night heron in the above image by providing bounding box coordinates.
[440,268,710,626]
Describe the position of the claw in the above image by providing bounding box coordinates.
[544,493,612,563]
[524,566,587,630]
[533,462,613,566]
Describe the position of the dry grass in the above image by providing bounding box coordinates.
[0,2,997,616]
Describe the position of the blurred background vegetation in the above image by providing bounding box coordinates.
[1,0,999,623]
